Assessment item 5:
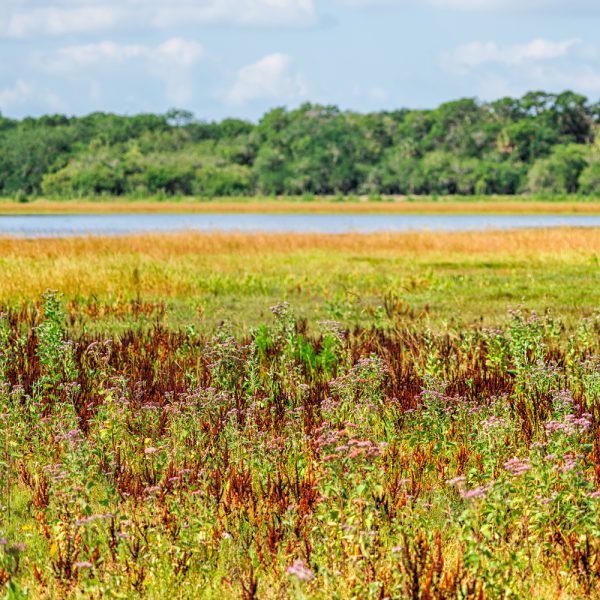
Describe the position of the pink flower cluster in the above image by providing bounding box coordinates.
[445,476,488,499]
[323,438,386,462]
[504,457,531,476]
[286,559,314,582]
[445,476,466,486]
[460,486,488,500]
[481,415,508,429]
[553,453,580,474]
[75,513,114,527]
[342,439,385,459]
[545,413,592,436]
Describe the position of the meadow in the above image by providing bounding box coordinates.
[0,228,598,331]
[1,228,600,598]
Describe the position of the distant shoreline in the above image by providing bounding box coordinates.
[1,195,600,215]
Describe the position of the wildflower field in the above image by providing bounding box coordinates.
[1,229,600,598]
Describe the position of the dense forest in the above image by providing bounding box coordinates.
[1,90,599,198]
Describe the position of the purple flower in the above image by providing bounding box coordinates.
[481,416,507,429]
[445,476,466,486]
[5,543,26,555]
[355,441,372,448]
[461,486,488,499]
[74,561,93,569]
[504,457,531,476]
[555,457,578,473]
[286,559,314,582]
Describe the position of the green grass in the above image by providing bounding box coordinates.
[0,229,597,332]
[1,194,600,215]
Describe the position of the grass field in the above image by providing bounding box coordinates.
[0,229,598,331]
[1,228,600,598]
[1,195,600,215]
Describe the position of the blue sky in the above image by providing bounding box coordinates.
[1,0,599,120]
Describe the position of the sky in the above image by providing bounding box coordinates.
[1,0,599,121]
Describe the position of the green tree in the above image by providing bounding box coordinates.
[527,144,588,194]
[578,163,600,194]
[578,128,600,194]
[0,125,74,194]
[3,91,600,198]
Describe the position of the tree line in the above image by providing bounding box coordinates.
[1,90,599,198]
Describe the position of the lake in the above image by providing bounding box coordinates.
[1,213,600,237]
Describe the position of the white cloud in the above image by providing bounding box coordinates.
[475,67,600,99]
[0,0,316,37]
[43,42,147,72]
[338,0,598,11]
[0,79,34,111]
[2,5,123,37]
[351,84,389,104]
[39,38,205,106]
[43,38,204,72]
[153,37,205,67]
[425,0,594,9]
[151,38,206,105]
[0,79,66,113]
[224,53,307,105]
[442,38,600,99]
[443,38,582,73]
[525,64,600,95]
[151,0,316,27]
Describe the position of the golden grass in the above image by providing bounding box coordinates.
[0,229,597,330]
[0,228,598,259]
[1,197,600,214]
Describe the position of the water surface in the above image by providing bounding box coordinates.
[1,213,600,237]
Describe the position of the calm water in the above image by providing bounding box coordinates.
[1,213,600,237]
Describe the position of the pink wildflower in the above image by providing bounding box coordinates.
[461,486,488,499]
[445,476,467,486]
[286,559,314,582]
[504,457,531,476]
